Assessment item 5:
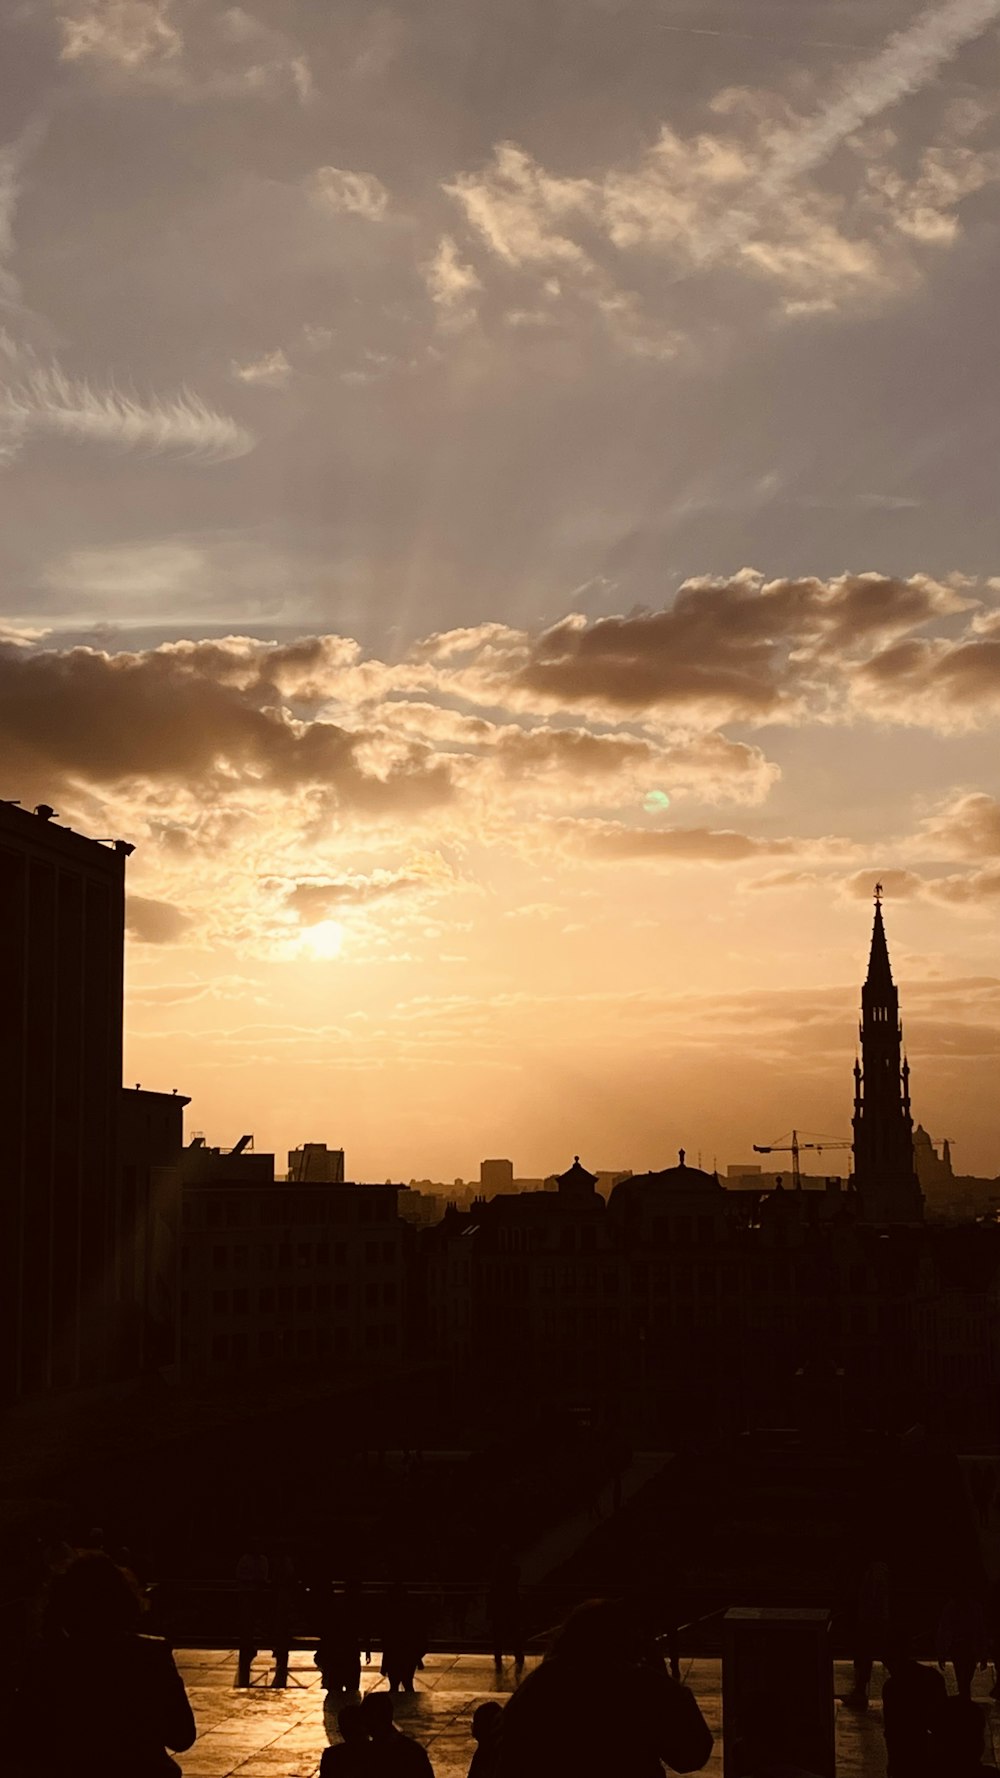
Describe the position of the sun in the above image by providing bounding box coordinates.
[302,919,345,960]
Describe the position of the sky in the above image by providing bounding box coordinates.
[4,0,1000,1181]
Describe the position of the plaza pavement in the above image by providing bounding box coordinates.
[175,1648,1000,1778]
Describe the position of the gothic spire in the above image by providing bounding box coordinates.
[866,886,894,991]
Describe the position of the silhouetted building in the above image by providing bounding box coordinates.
[288,1142,345,1182]
[0,800,130,1398]
[179,1143,406,1378]
[913,1124,954,1193]
[118,1086,189,1375]
[480,1158,514,1193]
[852,891,924,1225]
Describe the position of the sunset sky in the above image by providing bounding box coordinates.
[4,0,1000,1179]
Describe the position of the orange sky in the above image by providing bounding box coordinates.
[4,4,1000,1178]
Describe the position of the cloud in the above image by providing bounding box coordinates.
[230,347,292,387]
[58,1,313,100]
[918,791,1000,858]
[307,167,389,221]
[551,817,802,864]
[423,236,482,327]
[440,10,1000,346]
[0,638,455,815]
[281,855,459,922]
[509,572,966,721]
[0,349,255,462]
[854,632,1000,727]
[59,0,182,70]
[695,0,1000,267]
[126,892,190,942]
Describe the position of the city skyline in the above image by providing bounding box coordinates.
[3,2,1000,1176]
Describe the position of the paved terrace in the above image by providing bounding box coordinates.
[175,1650,1000,1778]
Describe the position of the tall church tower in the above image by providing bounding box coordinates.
[852,886,923,1224]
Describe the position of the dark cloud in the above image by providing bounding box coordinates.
[0,639,455,813]
[513,572,962,719]
[857,633,1000,721]
[553,816,800,862]
[919,791,1000,858]
[125,893,191,943]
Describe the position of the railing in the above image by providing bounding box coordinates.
[144,1578,714,1655]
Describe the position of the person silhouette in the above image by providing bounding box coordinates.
[880,1630,946,1778]
[317,1584,363,1694]
[936,1588,989,1702]
[494,1597,712,1777]
[843,1555,890,1709]
[380,1585,425,1694]
[468,1700,503,1777]
[15,1551,196,1777]
[487,1551,523,1670]
[930,1696,993,1775]
[360,1692,434,1774]
[320,1701,369,1775]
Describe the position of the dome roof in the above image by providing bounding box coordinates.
[615,1149,722,1196]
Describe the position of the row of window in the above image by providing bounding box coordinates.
[187,1279,399,1318]
[185,1194,396,1230]
[186,1322,400,1363]
[182,1238,398,1273]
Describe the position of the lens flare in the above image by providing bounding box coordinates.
[643,790,671,813]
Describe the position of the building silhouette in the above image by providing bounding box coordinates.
[852,889,924,1224]
[178,1138,406,1378]
[0,801,131,1397]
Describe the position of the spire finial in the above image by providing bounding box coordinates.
[678,1147,686,1168]
[875,880,883,905]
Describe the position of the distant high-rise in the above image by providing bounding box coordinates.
[0,800,130,1396]
[288,1142,345,1183]
[480,1158,514,1194]
[852,888,923,1224]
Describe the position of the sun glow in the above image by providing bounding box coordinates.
[302,919,345,960]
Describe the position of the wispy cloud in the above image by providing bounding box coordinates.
[1,349,255,462]
[697,0,1000,264]
[231,347,292,388]
[307,166,389,220]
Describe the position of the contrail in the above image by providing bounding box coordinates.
[655,23,869,52]
[694,0,1000,262]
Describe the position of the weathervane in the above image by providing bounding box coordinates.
[874,881,883,905]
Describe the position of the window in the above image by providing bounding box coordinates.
[259,1330,276,1358]
[382,1239,395,1261]
[234,1245,248,1271]
[259,1245,273,1271]
[383,1282,397,1306]
[335,1282,348,1306]
[366,1282,378,1307]
[297,1285,312,1311]
[207,1204,223,1228]
[365,1326,378,1347]
[278,1285,293,1313]
[258,1288,275,1314]
[233,1288,249,1315]
[297,1242,311,1268]
[212,1246,228,1272]
[334,1243,346,1265]
[316,1283,331,1310]
[226,1203,240,1227]
[365,1242,378,1265]
[212,1333,229,1359]
[316,1242,329,1266]
[212,1289,229,1314]
[278,1244,292,1269]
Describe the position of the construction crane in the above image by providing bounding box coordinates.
[753,1129,853,1188]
